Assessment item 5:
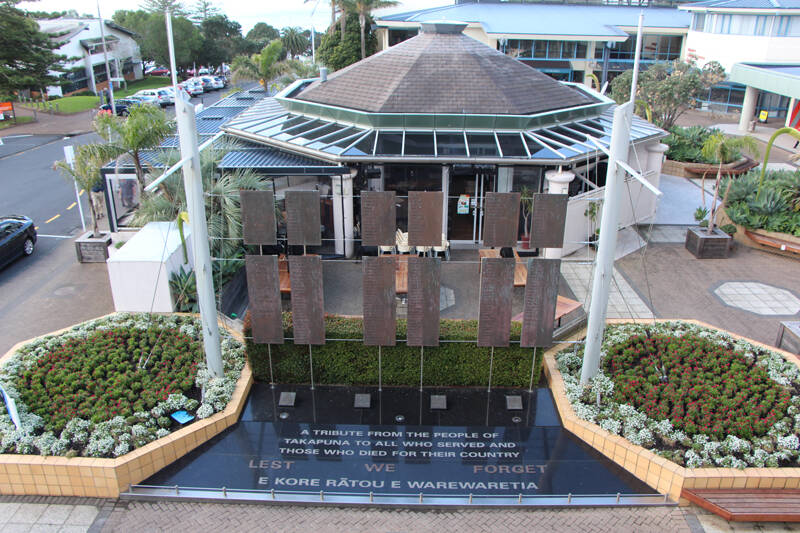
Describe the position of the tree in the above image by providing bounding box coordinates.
[55,145,105,238]
[353,0,397,59]
[93,105,173,191]
[230,39,288,88]
[190,0,220,23]
[199,15,246,66]
[317,11,376,71]
[0,2,66,95]
[281,27,309,59]
[245,22,279,49]
[699,132,760,234]
[140,0,187,16]
[142,13,203,67]
[610,60,725,130]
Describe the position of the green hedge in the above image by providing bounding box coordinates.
[243,313,542,388]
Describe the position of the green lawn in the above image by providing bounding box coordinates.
[0,115,35,130]
[19,76,173,115]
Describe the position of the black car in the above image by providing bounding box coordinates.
[98,98,139,117]
[0,215,37,269]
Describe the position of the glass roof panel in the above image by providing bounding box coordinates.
[496,134,527,157]
[322,131,371,155]
[307,127,363,150]
[524,135,563,160]
[291,123,345,145]
[375,132,404,156]
[252,115,309,136]
[435,132,467,156]
[404,132,435,156]
[273,119,325,141]
[343,131,376,156]
[466,133,499,157]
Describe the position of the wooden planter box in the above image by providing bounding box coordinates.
[662,159,696,178]
[74,231,111,263]
[685,227,732,259]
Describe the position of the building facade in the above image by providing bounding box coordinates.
[38,17,143,97]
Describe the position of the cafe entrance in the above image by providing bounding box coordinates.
[447,165,497,244]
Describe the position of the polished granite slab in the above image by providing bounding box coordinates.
[144,384,653,496]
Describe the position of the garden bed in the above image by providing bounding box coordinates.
[544,320,800,503]
[244,312,542,387]
[0,313,245,459]
[0,314,252,498]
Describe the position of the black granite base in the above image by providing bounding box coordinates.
[143,384,653,497]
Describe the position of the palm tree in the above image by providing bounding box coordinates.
[93,105,173,192]
[354,0,397,59]
[133,139,272,260]
[55,145,106,238]
[338,0,351,42]
[700,132,761,234]
[231,39,288,89]
[281,27,308,60]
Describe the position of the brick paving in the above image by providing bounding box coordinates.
[99,501,698,533]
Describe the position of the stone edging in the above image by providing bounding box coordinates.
[0,313,253,497]
[543,319,800,505]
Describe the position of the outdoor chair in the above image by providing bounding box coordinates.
[433,234,450,260]
[396,230,411,254]
[416,245,432,256]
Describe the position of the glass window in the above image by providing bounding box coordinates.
[693,13,706,31]
[403,133,435,156]
[576,42,588,59]
[754,15,769,35]
[562,41,575,59]
[533,41,547,58]
[436,132,467,156]
[374,132,404,155]
[507,39,532,59]
[343,131,376,156]
[716,14,732,34]
[496,134,528,157]
[775,15,796,36]
[307,127,361,149]
[466,133,499,157]
[293,123,343,145]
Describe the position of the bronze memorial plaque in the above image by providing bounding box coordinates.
[406,256,440,346]
[361,191,396,247]
[286,190,321,246]
[521,258,561,348]
[483,192,521,248]
[362,256,396,346]
[407,191,443,247]
[289,255,325,345]
[245,255,283,344]
[529,193,568,249]
[477,258,515,347]
[240,190,277,245]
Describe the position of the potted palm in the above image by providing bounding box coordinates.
[56,145,112,262]
[685,133,759,259]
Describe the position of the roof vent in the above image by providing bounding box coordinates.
[419,21,468,35]
[320,67,328,82]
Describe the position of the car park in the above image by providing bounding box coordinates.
[0,215,37,270]
[180,80,203,96]
[201,76,223,90]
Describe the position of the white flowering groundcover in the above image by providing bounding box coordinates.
[556,322,800,469]
[0,313,245,458]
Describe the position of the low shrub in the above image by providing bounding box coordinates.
[244,312,542,388]
[664,126,720,164]
[723,170,800,236]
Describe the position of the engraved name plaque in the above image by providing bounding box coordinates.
[361,191,396,247]
[289,255,325,345]
[240,190,277,245]
[245,255,283,344]
[406,256,440,347]
[477,258,515,347]
[521,258,561,348]
[362,256,396,346]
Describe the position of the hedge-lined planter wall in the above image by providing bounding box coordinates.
[545,320,800,505]
[244,313,542,387]
[0,314,253,497]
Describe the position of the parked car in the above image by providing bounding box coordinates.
[98,98,141,116]
[180,80,203,96]
[202,76,223,90]
[163,86,191,102]
[133,89,173,107]
[0,215,36,269]
[213,76,228,88]
[146,66,170,76]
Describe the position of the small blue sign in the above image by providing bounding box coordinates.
[171,410,195,425]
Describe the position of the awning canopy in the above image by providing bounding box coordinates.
[218,147,349,175]
[730,63,800,99]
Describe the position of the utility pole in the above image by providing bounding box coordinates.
[166,12,224,378]
[580,13,645,385]
[97,0,116,115]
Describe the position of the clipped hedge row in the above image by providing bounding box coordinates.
[243,313,542,388]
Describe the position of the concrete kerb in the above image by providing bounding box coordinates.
[543,318,800,505]
[0,312,253,498]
